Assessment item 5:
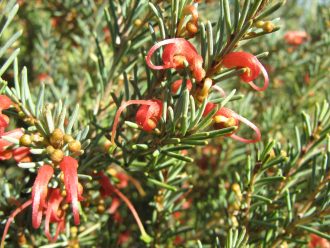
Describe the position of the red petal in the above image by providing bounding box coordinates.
[203,102,216,117]
[97,171,115,197]
[59,156,81,225]
[0,150,12,160]
[171,79,192,94]
[0,114,9,130]
[32,165,54,229]
[13,147,30,162]
[0,95,12,110]
[0,129,24,152]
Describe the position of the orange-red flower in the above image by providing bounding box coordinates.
[111,100,162,145]
[203,103,261,143]
[146,38,205,82]
[135,100,162,132]
[222,52,269,91]
[59,156,83,225]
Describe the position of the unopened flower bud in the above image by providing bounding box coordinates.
[50,149,64,163]
[70,226,78,237]
[134,19,143,27]
[50,128,64,148]
[19,134,32,146]
[64,134,74,143]
[97,204,105,214]
[68,140,81,153]
[46,145,55,155]
[186,21,198,34]
[262,21,275,32]
[254,20,265,28]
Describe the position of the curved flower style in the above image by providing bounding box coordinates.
[171,79,192,94]
[44,189,65,242]
[222,52,269,91]
[1,199,33,248]
[203,103,261,143]
[32,165,54,229]
[0,129,30,162]
[146,38,205,82]
[0,95,12,135]
[284,31,308,46]
[59,156,83,225]
[111,100,162,145]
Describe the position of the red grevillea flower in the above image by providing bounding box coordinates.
[111,100,162,145]
[44,189,65,242]
[284,31,308,46]
[203,103,261,143]
[59,156,83,225]
[0,129,30,162]
[0,95,12,134]
[97,172,152,242]
[309,234,330,248]
[222,52,269,91]
[1,165,53,247]
[32,165,54,229]
[171,79,193,94]
[146,38,205,82]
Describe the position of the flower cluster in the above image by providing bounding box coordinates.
[1,156,83,246]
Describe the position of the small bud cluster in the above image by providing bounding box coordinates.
[46,128,81,163]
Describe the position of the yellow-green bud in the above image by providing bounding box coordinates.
[254,20,265,28]
[19,134,32,146]
[68,140,81,153]
[50,149,64,163]
[50,128,64,148]
[262,21,275,33]
[46,145,55,154]
[63,134,74,143]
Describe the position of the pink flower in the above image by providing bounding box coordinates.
[284,31,308,46]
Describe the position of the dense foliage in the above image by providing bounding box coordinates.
[0,0,329,247]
